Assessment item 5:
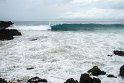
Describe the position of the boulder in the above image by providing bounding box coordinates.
[26,67,34,70]
[0,29,21,36]
[92,78,101,83]
[0,33,14,40]
[88,66,106,76]
[0,29,21,40]
[107,55,113,57]
[107,74,117,78]
[64,78,79,83]
[80,73,101,83]
[0,21,14,29]
[30,38,38,41]
[9,29,22,36]
[27,76,47,83]
[120,65,124,76]
[113,50,124,56]
[0,78,7,83]
[80,73,92,83]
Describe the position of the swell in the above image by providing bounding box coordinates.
[51,24,124,31]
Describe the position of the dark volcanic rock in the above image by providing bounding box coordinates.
[107,55,113,57]
[107,74,117,78]
[0,78,7,83]
[27,76,47,83]
[64,78,79,83]
[0,21,14,29]
[30,38,38,41]
[9,29,22,36]
[120,65,124,76]
[88,66,106,76]
[113,50,124,56]
[80,73,92,83]
[0,29,21,40]
[92,77,101,83]
[80,73,101,83]
[26,67,34,70]
[0,33,14,40]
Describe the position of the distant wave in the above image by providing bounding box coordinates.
[51,24,124,31]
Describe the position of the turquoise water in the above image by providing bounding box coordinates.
[13,20,124,32]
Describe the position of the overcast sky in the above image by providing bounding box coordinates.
[0,0,124,21]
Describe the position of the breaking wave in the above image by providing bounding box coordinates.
[9,23,124,31]
[9,25,51,31]
[51,24,124,31]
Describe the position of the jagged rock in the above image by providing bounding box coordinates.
[120,65,124,76]
[92,77,101,83]
[0,29,21,40]
[64,78,79,83]
[0,29,21,36]
[88,66,106,76]
[9,29,22,36]
[80,73,92,83]
[80,73,101,83]
[0,78,7,83]
[0,33,14,40]
[27,76,47,83]
[0,21,14,29]
[113,50,124,56]
[107,74,117,78]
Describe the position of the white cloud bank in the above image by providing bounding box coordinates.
[0,0,124,21]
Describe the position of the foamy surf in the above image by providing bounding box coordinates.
[8,23,124,31]
[9,25,51,31]
[1,21,124,83]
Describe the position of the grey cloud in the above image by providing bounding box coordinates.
[94,0,124,9]
[0,0,124,21]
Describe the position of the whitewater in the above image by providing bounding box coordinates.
[0,22,124,83]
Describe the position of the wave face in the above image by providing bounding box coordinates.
[51,24,124,31]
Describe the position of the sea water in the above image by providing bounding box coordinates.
[0,20,124,83]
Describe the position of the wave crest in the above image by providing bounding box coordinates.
[51,24,124,31]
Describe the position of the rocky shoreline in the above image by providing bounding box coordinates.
[0,21,21,40]
[0,64,124,83]
[0,21,124,83]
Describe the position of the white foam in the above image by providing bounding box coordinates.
[8,25,51,30]
[0,31,124,83]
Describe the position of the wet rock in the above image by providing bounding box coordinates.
[80,73,101,83]
[0,21,14,29]
[9,29,22,36]
[120,65,124,76]
[30,38,38,41]
[92,77,101,83]
[27,67,34,70]
[113,50,124,56]
[107,74,117,78]
[0,78,7,83]
[0,29,21,40]
[27,76,47,83]
[107,55,113,57]
[64,78,79,83]
[0,33,14,40]
[80,73,92,83]
[88,66,106,76]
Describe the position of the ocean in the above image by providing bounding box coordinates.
[0,20,124,83]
